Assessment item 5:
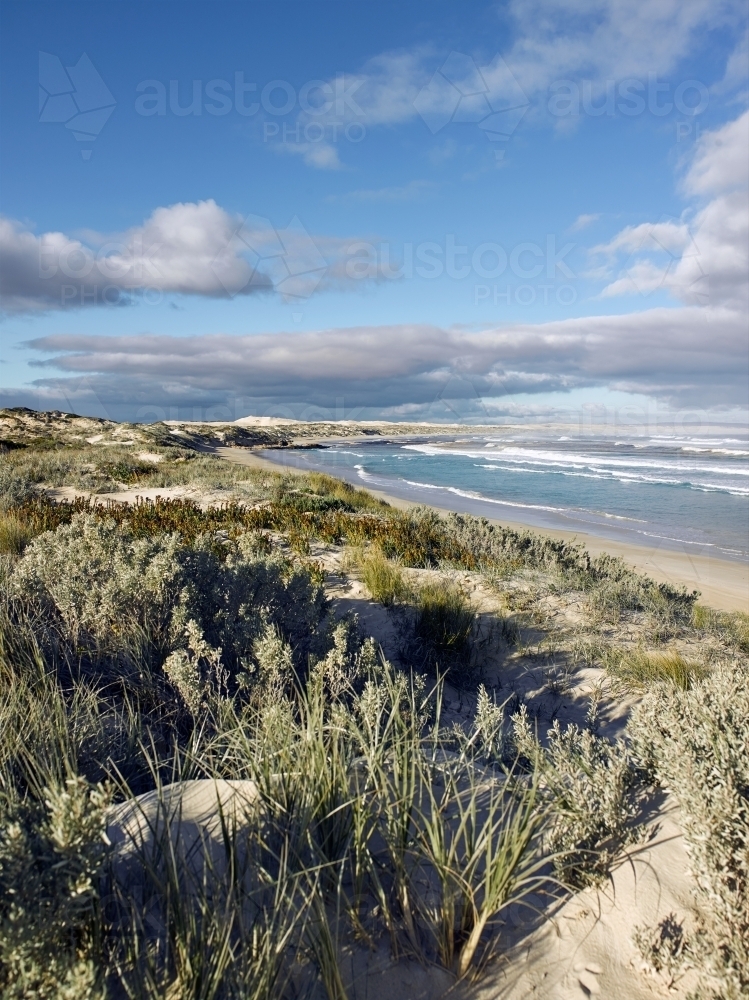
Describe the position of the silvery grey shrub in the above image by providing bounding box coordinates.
[628,663,748,998]
[0,464,37,511]
[512,705,639,886]
[8,514,329,681]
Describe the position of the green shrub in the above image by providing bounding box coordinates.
[9,514,184,659]
[0,464,37,511]
[7,513,329,680]
[0,776,111,999]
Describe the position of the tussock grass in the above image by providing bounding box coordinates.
[0,512,33,555]
[358,547,411,605]
[0,606,555,993]
[692,604,749,654]
[410,580,477,681]
[605,647,706,689]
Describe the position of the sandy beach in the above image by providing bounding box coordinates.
[213,445,749,613]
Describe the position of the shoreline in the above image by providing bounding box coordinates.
[213,446,749,613]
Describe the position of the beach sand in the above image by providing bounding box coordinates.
[213,446,749,614]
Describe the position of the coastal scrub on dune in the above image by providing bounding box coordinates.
[0,413,746,998]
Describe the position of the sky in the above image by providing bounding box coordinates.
[0,0,747,428]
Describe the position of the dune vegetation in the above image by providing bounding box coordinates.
[0,408,746,999]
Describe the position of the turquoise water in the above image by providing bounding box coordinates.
[262,432,749,561]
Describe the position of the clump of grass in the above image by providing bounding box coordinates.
[358,547,411,605]
[0,512,33,555]
[692,604,749,654]
[408,579,476,679]
[606,647,705,689]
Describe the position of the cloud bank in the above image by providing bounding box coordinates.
[23,305,747,412]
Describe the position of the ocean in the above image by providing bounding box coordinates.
[262,431,749,562]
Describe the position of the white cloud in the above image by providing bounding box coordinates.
[683,108,749,195]
[712,29,749,96]
[503,0,741,97]
[288,1,744,143]
[593,111,748,309]
[0,200,389,312]
[274,140,342,170]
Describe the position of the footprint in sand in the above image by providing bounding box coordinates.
[573,961,603,996]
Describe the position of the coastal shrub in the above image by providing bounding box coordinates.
[632,914,690,989]
[628,663,749,998]
[175,530,329,674]
[163,619,223,715]
[0,775,111,999]
[445,513,698,619]
[7,513,329,678]
[9,514,184,660]
[446,512,588,576]
[0,463,37,511]
[512,705,639,886]
[585,556,697,621]
[312,616,379,699]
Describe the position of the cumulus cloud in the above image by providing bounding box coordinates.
[0,200,387,313]
[23,305,748,413]
[593,111,748,310]
[684,109,749,195]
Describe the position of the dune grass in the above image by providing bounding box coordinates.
[605,647,706,689]
[0,606,555,995]
[0,511,33,555]
[411,580,476,673]
[357,547,412,605]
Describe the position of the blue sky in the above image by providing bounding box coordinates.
[1,0,747,425]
